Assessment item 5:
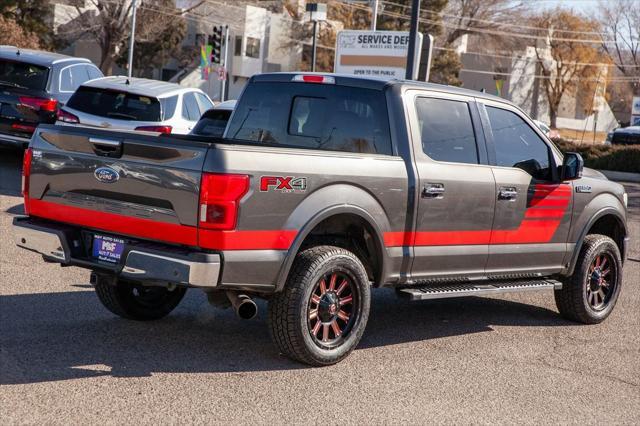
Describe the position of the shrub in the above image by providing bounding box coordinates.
[552,138,640,173]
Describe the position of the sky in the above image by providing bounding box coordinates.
[531,0,628,14]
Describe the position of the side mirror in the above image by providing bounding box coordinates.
[560,152,584,181]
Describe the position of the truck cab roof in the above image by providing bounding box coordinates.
[251,72,507,103]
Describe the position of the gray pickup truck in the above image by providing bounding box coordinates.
[13,73,630,366]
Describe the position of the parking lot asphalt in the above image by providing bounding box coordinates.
[1,147,639,424]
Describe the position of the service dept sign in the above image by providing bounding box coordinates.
[334,30,422,80]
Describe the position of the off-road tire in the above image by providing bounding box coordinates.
[95,279,187,321]
[267,245,371,366]
[555,234,622,324]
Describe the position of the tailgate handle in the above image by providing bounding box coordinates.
[90,137,122,158]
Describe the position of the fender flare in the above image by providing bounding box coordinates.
[275,204,390,292]
[565,206,628,276]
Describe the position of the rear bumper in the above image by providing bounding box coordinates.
[12,217,221,288]
[0,132,30,148]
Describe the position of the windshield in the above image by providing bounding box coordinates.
[0,59,49,91]
[67,86,162,121]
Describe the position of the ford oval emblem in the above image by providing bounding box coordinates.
[94,167,120,184]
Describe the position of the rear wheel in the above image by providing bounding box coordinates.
[267,246,371,366]
[95,278,186,321]
[555,234,622,324]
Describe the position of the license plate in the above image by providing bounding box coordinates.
[92,234,125,264]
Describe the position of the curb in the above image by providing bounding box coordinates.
[598,170,640,183]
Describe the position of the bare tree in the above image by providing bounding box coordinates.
[0,14,40,49]
[596,0,640,107]
[60,0,204,75]
[531,9,606,128]
[443,0,529,50]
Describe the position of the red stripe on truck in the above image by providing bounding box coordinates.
[29,200,298,250]
[30,199,198,246]
[199,229,298,250]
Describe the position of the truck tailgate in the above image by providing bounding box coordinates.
[27,125,208,246]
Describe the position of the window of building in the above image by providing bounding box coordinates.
[245,37,260,58]
[234,36,243,56]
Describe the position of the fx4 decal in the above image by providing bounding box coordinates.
[260,176,307,192]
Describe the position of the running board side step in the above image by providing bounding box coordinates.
[399,279,563,301]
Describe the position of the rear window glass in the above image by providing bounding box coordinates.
[160,95,178,120]
[191,109,232,137]
[0,59,49,91]
[225,82,393,155]
[67,86,161,121]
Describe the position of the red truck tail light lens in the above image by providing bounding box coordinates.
[135,125,172,134]
[22,148,33,214]
[18,96,58,112]
[199,173,249,230]
[292,74,335,84]
[56,108,79,123]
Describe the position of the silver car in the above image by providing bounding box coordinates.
[57,76,214,134]
[190,99,236,138]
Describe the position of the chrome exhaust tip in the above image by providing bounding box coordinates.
[226,292,257,320]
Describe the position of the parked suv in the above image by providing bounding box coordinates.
[57,76,214,134]
[0,46,102,148]
[14,73,629,366]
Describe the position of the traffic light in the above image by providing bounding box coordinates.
[211,26,223,64]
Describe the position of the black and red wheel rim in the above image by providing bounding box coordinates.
[307,271,358,349]
[586,253,617,311]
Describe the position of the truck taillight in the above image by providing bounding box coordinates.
[22,148,32,215]
[292,74,335,84]
[198,173,249,230]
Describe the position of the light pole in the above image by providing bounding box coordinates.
[221,25,229,102]
[405,0,420,80]
[371,0,379,31]
[305,3,327,72]
[127,0,138,78]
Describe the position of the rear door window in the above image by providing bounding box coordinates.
[0,59,49,91]
[182,92,200,121]
[226,82,393,155]
[60,65,89,92]
[195,93,214,115]
[86,65,103,80]
[415,97,479,164]
[160,95,178,120]
[66,86,161,121]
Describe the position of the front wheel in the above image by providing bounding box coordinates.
[267,246,371,366]
[555,234,623,324]
[95,278,187,321]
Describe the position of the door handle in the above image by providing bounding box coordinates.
[498,187,518,200]
[422,183,445,198]
[89,137,122,158]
